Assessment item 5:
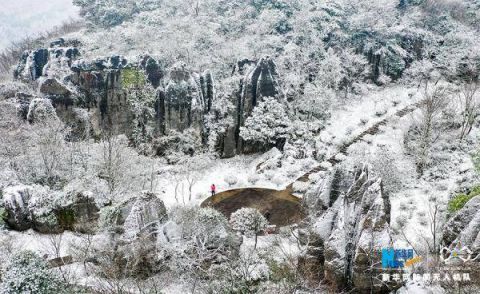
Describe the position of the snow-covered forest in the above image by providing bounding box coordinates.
[0,0,479,293]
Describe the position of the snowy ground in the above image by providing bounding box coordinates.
[1,83,477,292]
[155,85,422,209]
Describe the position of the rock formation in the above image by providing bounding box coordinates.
[108,191,168,240]
[442,196,480,253]
[301,165,397,293]
[26,98,58,123]
[2,185,32,231]
[218,56,282,157]
[13,40,285,158]
[156,62,206,135]
[1,185,99,233]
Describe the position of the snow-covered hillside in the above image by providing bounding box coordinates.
[0,1,479,293]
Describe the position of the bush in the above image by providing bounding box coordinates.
[448,193,475,213]
[224,175,239,187]
[229,208,268,237]
[247,174,260,185]
[0,251,67,293]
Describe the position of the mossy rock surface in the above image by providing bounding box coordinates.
[56,208,76,231]
[448,185,480,213]
[122,68,146,88]
[0,207,7,227]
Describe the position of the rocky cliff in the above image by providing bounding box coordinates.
[13,41,282,158]
[300,165,397,293]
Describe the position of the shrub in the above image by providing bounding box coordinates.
[247,174,260,185]
[448,193,474,213]
[224,175,239,187]
[122,68,147,88]
[230,208,268,248]
[0,251,67,293]
[448,185,480,213]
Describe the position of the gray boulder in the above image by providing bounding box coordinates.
[157,220,182,243]
[54,191,100,233]
[2,185,33,231]
[39,78,71,97]
[1,185,100,233]
[110,191,168,239]
[26,98,58,123]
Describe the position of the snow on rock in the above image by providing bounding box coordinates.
[301,164,397,292]
[157,220,181,244]
[26,98,58,123]
[442,196,480,251]
[1,185,100,233]
[2,185,33,231]
[110,191,168,240]
[305,168,341,213]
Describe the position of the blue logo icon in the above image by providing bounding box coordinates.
[382,248,414,268]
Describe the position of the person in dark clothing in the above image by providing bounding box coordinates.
[210,184,216,196]
[265,211,271,221]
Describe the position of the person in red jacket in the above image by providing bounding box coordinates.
[210,184,216,196]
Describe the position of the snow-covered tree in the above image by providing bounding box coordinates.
[317,48,343,90]
[240,97,291,148]
[0,250,66,293]
[224,174,238,187]
[73,0,162,27]
[339,49,369,99]
[405,81,451,174]
[294,82,333,121]
[230,207,268,249]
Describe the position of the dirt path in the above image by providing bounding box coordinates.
[291,102,419,184]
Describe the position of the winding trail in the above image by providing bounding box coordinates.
[202,100,420,225]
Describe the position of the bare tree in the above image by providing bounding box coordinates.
[34,120,68,186]
[458,78,479,140]
[406,80,450,174]
[43,234,75,285]
[425,196,446,255]
[100,132,127,203]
